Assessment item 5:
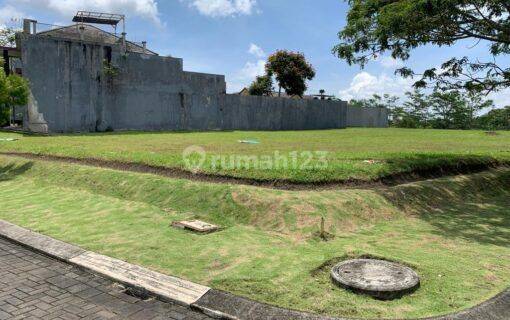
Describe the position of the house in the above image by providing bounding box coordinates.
[35,24,157,56]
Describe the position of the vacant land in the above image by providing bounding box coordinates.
[0,128,509,183]
[0,155,508,319]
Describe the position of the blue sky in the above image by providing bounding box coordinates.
[1,0,508,107]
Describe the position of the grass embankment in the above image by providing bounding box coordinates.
[0,128,509,183]
[0,155,508,319]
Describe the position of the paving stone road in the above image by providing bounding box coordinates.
[0,237,212,320]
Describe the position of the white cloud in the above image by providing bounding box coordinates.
[378,56,404,69]
[488,87,510,108]
[340,71,509,108]
[13,0,162,25]
[0,5,25,28]
[227,58,265,93]
[239,59,265,80]
[183,0,257,17]
[339,71,414,101]
[248,43,265,58]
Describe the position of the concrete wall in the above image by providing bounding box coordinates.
[346,105,388,128]
[19,34,385,133]
[220,95,346,130]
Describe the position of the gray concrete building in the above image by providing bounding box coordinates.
[15,17,388,133]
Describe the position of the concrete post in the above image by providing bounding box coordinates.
[78,25,85,41]
[23,19,37,34]
[121,32,127,54]
[23,19,31,34]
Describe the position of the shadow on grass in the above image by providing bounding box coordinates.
[0,162,33,182]
[379,169,510,247]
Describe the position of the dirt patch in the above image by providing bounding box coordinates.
[1,152,506,191]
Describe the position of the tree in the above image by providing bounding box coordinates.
[348,99,366,108]
[428,90,492,129]
[333,1,510,95]
[476,106,510,130]
[248,75,273,96]
[403,90,431,128]
[0,61,29,126]
[6,75,29,125]
[349,89,496,129]
[464,91,495,128]
[266,50,316,97]
[350,94,399,108]
[0,28,16,47]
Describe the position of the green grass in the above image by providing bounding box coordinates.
[0,128,509,183]
[0,155,508,319]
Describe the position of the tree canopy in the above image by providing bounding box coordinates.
[0,28,17,47]
[350,89,500,130]
[476,105,510,129]
[0,61,29,126]
[248,75,273,96]
[334,0,510,94]
[266,50,316,97]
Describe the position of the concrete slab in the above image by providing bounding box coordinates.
[70,251,210,306]
[0,220,85,260]
[172,220,219,233]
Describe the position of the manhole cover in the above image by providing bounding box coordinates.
[331,259,420,300]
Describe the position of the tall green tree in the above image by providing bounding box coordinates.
[476,106,510,130]
[429,91,464,129]
[334,1,510,95]
[248,75,273,96]
[464,91,495,128]
[266,50,316,97]
[0,60,29,126]
[350,89,497,129]
[6,75,29,125]
[404,90,431,128]
[429,90,493,129]
[350,94,399,108]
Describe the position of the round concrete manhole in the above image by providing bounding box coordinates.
[331,259,420,300]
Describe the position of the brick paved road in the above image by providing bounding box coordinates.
[0,237,212,319]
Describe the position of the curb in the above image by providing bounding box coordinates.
[0,220,209,307]
[0,220,508,320]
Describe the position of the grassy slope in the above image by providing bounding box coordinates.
[0,128,509,183]
[0,156,508,319]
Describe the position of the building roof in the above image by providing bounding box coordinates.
[0,46,21,57]
[36,24,157,55]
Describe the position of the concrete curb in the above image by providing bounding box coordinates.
[193,288,510,320]
[0,220,85,260]
[0,220,508,320]
[0,220,210,307]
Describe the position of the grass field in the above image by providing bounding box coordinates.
[0,128,509,183]
[0,155,508,319]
